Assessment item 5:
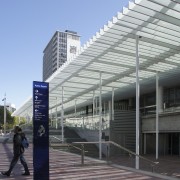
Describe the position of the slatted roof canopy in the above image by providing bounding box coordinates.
[12,0,180,117]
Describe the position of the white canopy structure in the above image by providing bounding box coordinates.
[12,0,180,169]
[12,0,180,118]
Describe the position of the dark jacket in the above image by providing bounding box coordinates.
[13,133,24,156]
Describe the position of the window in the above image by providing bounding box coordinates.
[70,46,77,54]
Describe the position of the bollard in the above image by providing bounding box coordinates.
[106,145,109,163]
[151,165,154,173]
[81,144,84,166]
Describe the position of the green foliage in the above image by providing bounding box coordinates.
[0,107,28,132]
[11,116,26,126]
[19,118,26,125]
[0,106,15,130]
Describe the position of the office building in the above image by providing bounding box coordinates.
[43,30,80,81]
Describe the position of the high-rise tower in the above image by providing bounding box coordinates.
[43,30,80,81]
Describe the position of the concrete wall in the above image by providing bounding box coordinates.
[142,112,180,133]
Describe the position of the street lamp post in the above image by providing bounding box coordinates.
[2,94,6,135]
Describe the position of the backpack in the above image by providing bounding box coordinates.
[21,137,29,149]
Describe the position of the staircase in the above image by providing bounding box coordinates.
[64,127,101,158]
[110,110,137,156]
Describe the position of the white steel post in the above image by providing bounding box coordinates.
[57,32,59,68]
[3,94,6,134]
[61,86,64,142]
[99,72,102,159]
[93,91,95,129]
[75,99,77,127]
[75,99,77,119]
[93,90,95,117]
[112,87,114,121]
[56,97,58,129]
[4,94,6,134]
[96,97,98,115]
[135,35,140,169]
[156,72,159,159]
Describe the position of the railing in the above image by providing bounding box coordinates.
[141,104,180,116]
[109,141,159,172]
[72,141,159,172]
[50,138,159,172]
[50,136,86,165]
[65,114,110,130]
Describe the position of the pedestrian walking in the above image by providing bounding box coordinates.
[1,126,30,177]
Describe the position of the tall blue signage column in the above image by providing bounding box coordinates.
[33,81,49,180]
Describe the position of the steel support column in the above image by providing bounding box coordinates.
[93,90,95,117]
[93,91,95,129]
[75,99,77,119]
[156,72,159,159]
[55,97,58,129]
[99,72,102,159]
[135,36,140,169]
[61,86,64,142]
[96,97,98,115]
[112,87,114,121]
[3,94,6,134]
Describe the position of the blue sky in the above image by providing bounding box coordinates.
[0,0,128,109]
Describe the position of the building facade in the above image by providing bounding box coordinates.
[12,0,180,162]
[43,30,80,81]
[51,84,180,156]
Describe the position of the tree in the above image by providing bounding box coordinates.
[0,106,15,130]
[13,116,26,125]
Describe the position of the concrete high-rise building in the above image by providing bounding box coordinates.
[43,30,81,81]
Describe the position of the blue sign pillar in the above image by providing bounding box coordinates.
[33,81,49,180]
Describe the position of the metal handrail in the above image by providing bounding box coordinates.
[50,136,82,151]
[50,137,159,171]
[72,140,159,172]
[50,136,85,165]
[109,141,159,171]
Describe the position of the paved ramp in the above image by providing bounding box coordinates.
[0,143,174,180]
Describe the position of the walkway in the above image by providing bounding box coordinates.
[0,143,177,180]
